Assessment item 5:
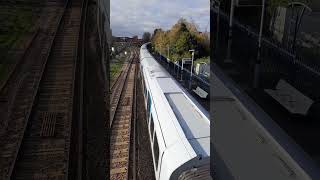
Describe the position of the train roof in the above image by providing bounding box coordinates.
[140,44,210,158]
[140,43,153,59]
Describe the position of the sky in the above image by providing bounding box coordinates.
[111,0,210,38]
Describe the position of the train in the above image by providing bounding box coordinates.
[139,43,211,180]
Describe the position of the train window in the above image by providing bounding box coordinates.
[153,133,159,170]
[149,114,154,142]
[144,80,148,97]
[147,92,151,118]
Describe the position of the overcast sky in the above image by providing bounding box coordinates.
[111,0,210,38]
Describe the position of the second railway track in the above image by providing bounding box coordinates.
[110,49,137,180]
[0,0,85,179]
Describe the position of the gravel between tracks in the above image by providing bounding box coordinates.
[135,72,155,180]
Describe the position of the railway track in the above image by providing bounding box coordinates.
[110,51,134,92]
[110,49,137,180]
[0,1,66,179]
[110,51,135,123]
[0,0,84,179]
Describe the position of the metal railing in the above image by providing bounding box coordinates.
[212,6,320,100]
[148,49,210,98]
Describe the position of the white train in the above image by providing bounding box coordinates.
[139,43,211,180]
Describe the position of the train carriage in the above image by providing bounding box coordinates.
[139,43,211,180]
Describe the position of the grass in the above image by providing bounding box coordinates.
[0,64,9,82]
[0,5,37,80]
[0,6,36,57]
[110,56,127,82]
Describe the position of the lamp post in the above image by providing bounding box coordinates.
[189,49,195,89]
[160,44,162,62]
[287,2,312,54]
[111,46,115,58]
[287,2,311,83]
[167,45,170,60]
[167,45,170,69]
[225,0,235,63]
[215,0,221,59]
[253,0,266,89]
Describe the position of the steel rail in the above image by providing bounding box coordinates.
[110,52,135,126]
[1,1,70,179]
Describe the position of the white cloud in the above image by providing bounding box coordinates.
[111,0,210,37]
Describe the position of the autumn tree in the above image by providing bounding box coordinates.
[151,18,210,62]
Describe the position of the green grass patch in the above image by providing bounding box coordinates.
[0,5,37,82]
[0,63,9,82]
[110,56,126,81]
[0,6,36,62]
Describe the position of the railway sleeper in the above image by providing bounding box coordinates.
[111,157,129,164]
[111,161,128,169]
[111,144,129,151]
[111,135,130,142]
[112,124,130,129]
[111,129,129,136]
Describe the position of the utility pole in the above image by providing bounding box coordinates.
[290,3,311,54]
[216,0,221,60]
[167,45,170,69]
[225,0,235,63]
[167,45,170,60]
[253,0,265,89]
[160,44,162,62]
[189,49,195,89]
[287,2,311,83]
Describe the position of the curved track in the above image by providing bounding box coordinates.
[110,49,137,180]
[0,0,85,179]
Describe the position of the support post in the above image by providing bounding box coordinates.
[189,50,195,89]
[253,0,265,89]
[225,0,235,63]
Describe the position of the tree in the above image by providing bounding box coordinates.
[142,32,151,43]
[151,18,210,62]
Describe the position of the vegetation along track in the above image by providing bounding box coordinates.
[110,49,137,180]
[0,0,84,179]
